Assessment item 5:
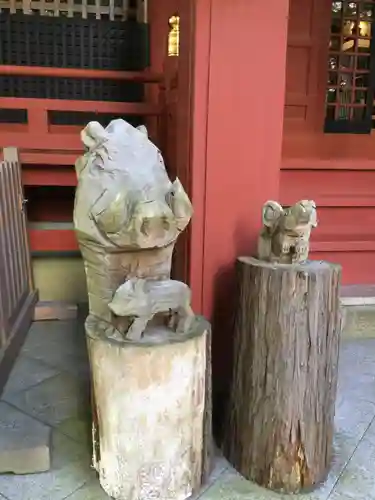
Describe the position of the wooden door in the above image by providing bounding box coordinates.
[0,148,37,393]
[282,0,375,285]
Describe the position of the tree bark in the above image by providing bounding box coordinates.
[223,257,342,493]
[86,315,212,500]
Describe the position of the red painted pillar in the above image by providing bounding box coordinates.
[202,0,289,317]
[188,0,290,397]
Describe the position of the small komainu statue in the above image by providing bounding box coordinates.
[257,199,318,264]
[74,119,195,341]
[109,279,195,341]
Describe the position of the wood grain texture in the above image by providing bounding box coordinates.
[86,315,211,500]
[223,257,342,493]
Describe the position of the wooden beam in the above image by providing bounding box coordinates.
[33,301,78,321]
[22,168,77,186]
[0,65,162,83]
[311,239,375,252]
[0,98,162,152]
[29,229,79,252]
[0,97,162,114]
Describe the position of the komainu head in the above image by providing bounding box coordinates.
[74,119,193,250]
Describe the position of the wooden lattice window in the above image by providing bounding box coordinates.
[325,1,375,133]
[0,0,146,21]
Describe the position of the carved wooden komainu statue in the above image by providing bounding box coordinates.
[109,278,195,341]
[73,119,194,340]
[257,199,318,264]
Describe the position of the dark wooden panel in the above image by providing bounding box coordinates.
[284,0,331,130]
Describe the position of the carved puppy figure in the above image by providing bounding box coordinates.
[108,278,195,341]
[258,199,318,264]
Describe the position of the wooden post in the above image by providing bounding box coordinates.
[86,315,212,500]
[223,257,342,494]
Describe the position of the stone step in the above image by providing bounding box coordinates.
[341,285,375,339]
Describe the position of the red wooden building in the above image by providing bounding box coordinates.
[0,0,374,323]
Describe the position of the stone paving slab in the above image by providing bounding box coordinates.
[3,373,90,440]
[21,321,89,379]
[0,402,51,474]
[64,480,111,500]
[199,467,336,500]
[2,355,59,398]
[329,426,375,500]
[0,430,91,500]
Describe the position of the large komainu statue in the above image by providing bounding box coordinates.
[74,119,194,340]
[257,199,318,264]
[74,119,212,500]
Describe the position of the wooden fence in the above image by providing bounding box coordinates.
[0,148,37,385]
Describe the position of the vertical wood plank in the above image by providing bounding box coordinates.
[53,0,59,17]
[0,161,16,315]
[0,164,9,347]
[137,0,146,22]
[4,148,34,291]
[122,0,128,20]
[7,161,24,304]
[82,0,87,18]
[109,0,114,20]
[67,0,74,17]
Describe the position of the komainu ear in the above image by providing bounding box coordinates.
[262,200,284,228]
[297,200,318,228]
[166,178,193,232]
[309,201,318,228]
[81,121,107,150]
[137,125,148,138]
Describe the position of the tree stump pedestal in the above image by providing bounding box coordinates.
[86,315,212,500]
[223,257,342,493]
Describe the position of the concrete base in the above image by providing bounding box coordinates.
[342,305,375,339]
[341,285,375,339]
[32,257,87,303]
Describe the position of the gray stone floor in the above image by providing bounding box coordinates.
[1,320,375,499]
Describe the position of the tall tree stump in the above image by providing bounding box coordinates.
[223,257,342,493]
[86,315,212,500]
